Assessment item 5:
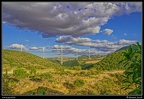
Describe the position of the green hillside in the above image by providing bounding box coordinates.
[82,50,126,70]
[83,43,141,72]
[2,49,61,71]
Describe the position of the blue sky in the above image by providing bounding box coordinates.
[2,2,142,58]
[82,12,142,42]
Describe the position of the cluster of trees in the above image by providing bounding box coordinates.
[62,59,79,67]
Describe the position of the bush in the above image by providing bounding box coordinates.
[72,66,82,70]
[76,88,96,95]
[2,75,16,95]
[62,59,79,67]
[29,77,42,82]
[74,79,85,88]
[30,68,36,77]
[59,69,71,75]
[39,72,53,79]
[63,82,75,89]
[13,68,28,79]
[79,71,86,76]
[37,87,47,95]
[82,64,94,70]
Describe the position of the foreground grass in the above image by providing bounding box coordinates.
[2,68,135,95]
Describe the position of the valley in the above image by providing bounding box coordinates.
[2,44,142,95]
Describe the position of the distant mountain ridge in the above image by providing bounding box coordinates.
[115,44,138,52]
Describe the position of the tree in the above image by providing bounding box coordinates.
[120,42,142,95]
[62,59,79,67]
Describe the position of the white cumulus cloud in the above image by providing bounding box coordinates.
[102,29,113,35]
[9,44,27,50]
[29,47,40,50]
[56,36,137,52]
[117,39,137,45]
[51,45,107,55]
[2,2,142,37]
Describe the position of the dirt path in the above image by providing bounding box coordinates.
[85,60,101,64]
[2,68,55,75]
[2,69,14,74]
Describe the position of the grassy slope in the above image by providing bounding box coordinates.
[2,49,61,71]
[82,50,126,70]
[83,44,141,71]
[2,49,136,95]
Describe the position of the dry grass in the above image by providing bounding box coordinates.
[3,69,125,95]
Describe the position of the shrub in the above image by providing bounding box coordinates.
[30,68,36,77]
[37,87,47,95]
[2,78,14,95]
[72,66,82,70]
[13,68,28,79]
[2,75,16,95]
[74,79,85,88]
[79,71,86,76]
[39,72,53,79]
[59,70,71,75]
[63,82,75,89]
[76,88,96,95]
[63,59,79,67]
[7,77,19,83]
[29,76,42,82]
